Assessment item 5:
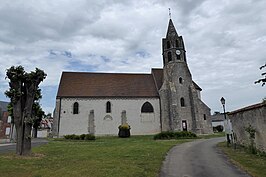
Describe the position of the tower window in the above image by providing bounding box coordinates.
[141,102,154,113]
[106,101,111,113]
[176,40,179,48]
[180,98,185,107]
[204,114,206,120]
[73,102,79,114]
[179,77,183,84]
[177,54,181,60]
[168,51,172,62]
[167,41,171,49]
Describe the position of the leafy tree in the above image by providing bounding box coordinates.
[255,63,266,86]
[5,66,46,155]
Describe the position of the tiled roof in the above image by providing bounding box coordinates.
[57,68,202,98]
[57,71,160,98]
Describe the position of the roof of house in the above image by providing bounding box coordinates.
[57,68,202,98]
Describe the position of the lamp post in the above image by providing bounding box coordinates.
[220,97,230,145]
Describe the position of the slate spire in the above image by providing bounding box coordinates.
[166,19,178,38]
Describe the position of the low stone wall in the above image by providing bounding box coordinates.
[229,102,266,152]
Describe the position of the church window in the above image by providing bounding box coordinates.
[167,41,171,49]
[106,101,111,113]
[176,40,179,48]
[168,51,172,62]
[180,98,185,107]
[204,114,206,120]
[141,102,154,113]
[179,77,183,84]
[176,54,181,60]
[73,102,79,114]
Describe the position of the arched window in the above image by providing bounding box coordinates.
[180,98,185,107]
[106,101,111,113]
[168,51,172,62]
[176,40,179,48]
[73,102,79,114]
[179,77,183,84]
[141,102,154,113]
[167,41,171,48]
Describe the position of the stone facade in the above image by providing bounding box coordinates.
[159,19,212,134]
[229,102,266,152]
[55,98,161,136]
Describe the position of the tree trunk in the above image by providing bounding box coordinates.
[14,121,23,155]
[22,123,32,155]
[32,127,38,138]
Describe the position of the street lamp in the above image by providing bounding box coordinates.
[220,97,230,145]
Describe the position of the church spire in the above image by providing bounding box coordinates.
[166,19,178,38]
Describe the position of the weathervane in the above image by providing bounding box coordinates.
[168,8,171,19]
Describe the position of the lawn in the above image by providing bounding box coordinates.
[0,136,192,177]
[218,142,266,177]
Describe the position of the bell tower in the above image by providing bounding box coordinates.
[159,18,197,132]
[162,19,187,66]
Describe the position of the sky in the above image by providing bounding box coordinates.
[0,0,265,114]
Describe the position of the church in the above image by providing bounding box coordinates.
[52,19,213,137]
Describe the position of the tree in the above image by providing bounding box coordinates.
[255,63,266,86]
[5,66,46,155]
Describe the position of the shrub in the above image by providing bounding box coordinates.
[64,134,76,139]
[73,135,80,140]
[118,123,130,130]
[85,134,96,140]
[63,134,96,141]
[154,131,197,140]
[80,134,86,140]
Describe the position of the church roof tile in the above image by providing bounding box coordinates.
[57,71,160,98]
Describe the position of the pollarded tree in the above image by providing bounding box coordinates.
[255,63,266,86]
[5,66,46,155]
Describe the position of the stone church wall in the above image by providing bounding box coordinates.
[229,102,266,152]
[55,98,161,136]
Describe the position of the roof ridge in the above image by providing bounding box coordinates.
[62,71,153,75]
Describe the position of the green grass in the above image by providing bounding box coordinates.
[0,136,192,177]
[218,142,266,177]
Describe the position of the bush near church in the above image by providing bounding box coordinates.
[153,131,197,140]
[64,134,95,140]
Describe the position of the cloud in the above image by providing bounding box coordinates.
[0,0,265,113]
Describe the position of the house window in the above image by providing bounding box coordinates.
[168,51,172,62]
[204,114,206,120]
[73,102,79,114]
[179,77,183,84]
[141,102,154,113]
[180,98,185,107]
[106,101,111,113]
[167,41,171,48]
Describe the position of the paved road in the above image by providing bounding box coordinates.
[160,137,251,177]
[0,138,48,153]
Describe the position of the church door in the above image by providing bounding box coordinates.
[182,120,187,131]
